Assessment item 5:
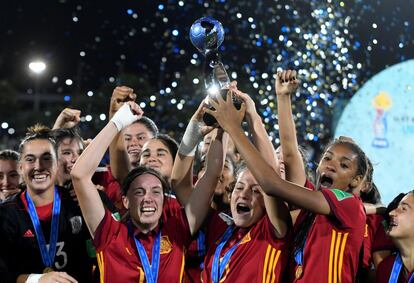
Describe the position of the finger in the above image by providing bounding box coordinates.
[216,89,227,104]
[57,272,78,283]
[225,90,234,105]
[200,125,215,136]
[95,185,104,191]
[286,70,293,81]
[291,70,297,80]
[129,92,137,101]
[232,88,247,99]
[130,102,144,116]
[275,72,282,84]
[207,96,219,110]
[195,99,207,114]
[281,70,287,83]
[116,86,134,93]
[229,81,238,91]
[239,102,247,115]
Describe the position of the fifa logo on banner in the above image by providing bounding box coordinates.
[372,92,392,148]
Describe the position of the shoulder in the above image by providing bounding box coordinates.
[376,254,396,281]
[322,189,363,210]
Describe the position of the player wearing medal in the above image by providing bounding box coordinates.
[196,85,290,283]
[70,102,226,282]
[0,125,94,283]
[376,191,414,283]
[204,71,368,283]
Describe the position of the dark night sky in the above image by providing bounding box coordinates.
[1,0,414,154]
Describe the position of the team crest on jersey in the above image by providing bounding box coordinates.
[69,216,82,234]
[160,236,172,254]
[331,189,353,201]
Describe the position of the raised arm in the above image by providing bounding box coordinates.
[171,100,213,206]
[230,84,290,238]
[108,86,137,183]
[184,128,227,235]
[275,70,307,186]
[204,92,331,215]
[71,102,142,237]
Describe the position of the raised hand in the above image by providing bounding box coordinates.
[109,86,137,117]
[52,108,81,129]
[204,91,246,134]
[110,101,144,132]
[229,81,257,118]
[190,99,215,136]
[275,70,300,97]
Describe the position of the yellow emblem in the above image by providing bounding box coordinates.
[160,236,172,254]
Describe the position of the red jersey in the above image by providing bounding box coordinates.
[376,254,414,283]
[201,212,290,283]
[93,208,191,283]
[362,214,394,268]
[292,189,366,283]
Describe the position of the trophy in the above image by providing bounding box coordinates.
[189,17,241,126]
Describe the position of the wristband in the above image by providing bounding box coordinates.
[110,103,138,131]
[26,274,43,283]
[178,120,203,156]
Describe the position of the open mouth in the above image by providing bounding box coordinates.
[32,173,48,183]
[128,149,140,155]
[236,203,251,214]
[389,219,398,228]
[320,175,334,188]
[141,207,156,215]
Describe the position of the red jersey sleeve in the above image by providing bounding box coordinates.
[372,218,394,252]
[93,209,121,251]
[321,189,365,229]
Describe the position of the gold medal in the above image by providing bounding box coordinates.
[43,267,54,273]
[295,265,303,279]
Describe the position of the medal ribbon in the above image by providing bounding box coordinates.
[293,241,305,266]
[389,253,414,283]
[212,225,242,283]
[129,222,161,283]
[197,230,206,257]
[26,186,61,268]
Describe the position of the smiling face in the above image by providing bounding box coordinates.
[388,193,414,240]
[230,169,265,228]
[19,139,57,193]
[56,137,83,185]
[123,123,155,166]
[0,159,20,201]
[139,139,174,180]
[123,173,164,232]
[316,143,361,193]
